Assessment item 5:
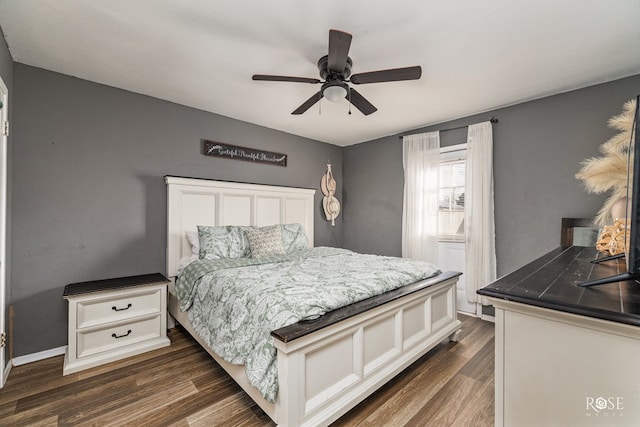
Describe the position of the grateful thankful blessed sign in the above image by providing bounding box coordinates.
[203,140,287,167]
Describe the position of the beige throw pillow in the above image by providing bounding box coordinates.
[246,226,285,258]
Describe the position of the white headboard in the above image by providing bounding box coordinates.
[165,176,316,278]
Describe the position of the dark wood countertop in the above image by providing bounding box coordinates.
[477,246,640,326]
[63,273,170,298]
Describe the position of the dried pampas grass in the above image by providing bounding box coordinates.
[576,98,636,226]
[602,99,636,153]
[575,150,628,194]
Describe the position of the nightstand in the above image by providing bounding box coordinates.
[63,273,171,375]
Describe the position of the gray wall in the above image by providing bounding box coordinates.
[343,74,640,277]
[0,27,13,366]
[7,57,640,358]
[11,64,342,356]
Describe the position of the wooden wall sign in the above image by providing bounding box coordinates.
[203,140,287,167]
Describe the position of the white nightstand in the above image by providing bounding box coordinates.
[63,273,171,375]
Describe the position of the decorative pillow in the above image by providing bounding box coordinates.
[186,230,199,256]
[197,225,250,260]
[246,225,286,258]
[281,223,308,253]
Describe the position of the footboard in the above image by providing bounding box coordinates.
[272,273,461,427]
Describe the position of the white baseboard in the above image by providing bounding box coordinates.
[457,308,477,317]
[12,345,67,366]
[3,359,11,384]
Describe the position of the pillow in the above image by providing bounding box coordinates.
[186,230,199,256]
[246,225,285,258]
[281,223,308,253]
[197,225,250,260]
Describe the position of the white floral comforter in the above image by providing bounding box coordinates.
[175,247,440,403]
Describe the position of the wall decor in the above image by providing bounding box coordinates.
[321,162,340,226]
[203,140,287,167]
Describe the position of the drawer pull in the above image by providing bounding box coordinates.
[112,303,132,312]
[111,330,132,339]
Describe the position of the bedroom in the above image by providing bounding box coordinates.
[1,1,640,425]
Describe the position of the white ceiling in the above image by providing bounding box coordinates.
[1,0,639,146]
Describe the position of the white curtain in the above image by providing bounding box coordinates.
[402,132,440,263]
[465,122,497,303]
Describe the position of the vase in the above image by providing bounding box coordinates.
[611,196,628,220]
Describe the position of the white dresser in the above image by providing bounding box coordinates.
[63,273,171,375]
[478,247,640,426]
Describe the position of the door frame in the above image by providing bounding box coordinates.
[0,76,8,387]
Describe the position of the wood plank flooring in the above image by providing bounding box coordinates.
[0,314,494,426]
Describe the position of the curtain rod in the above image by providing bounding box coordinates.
[398,116,498,139]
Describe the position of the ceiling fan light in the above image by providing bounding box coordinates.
[323,85,347,102]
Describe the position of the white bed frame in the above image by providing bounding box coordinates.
[165,176,462,427]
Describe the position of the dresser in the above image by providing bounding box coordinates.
[63,273,171,375]
[478,246,640,427]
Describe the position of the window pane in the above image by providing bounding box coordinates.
[454,188,465,209]
[439,188,452,210]
[451,163,465,186]
[438,211,465,236]
[438,159,465,239]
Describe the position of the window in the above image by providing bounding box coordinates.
[438,145,466,241]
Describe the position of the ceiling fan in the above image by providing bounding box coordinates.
[252,29,422,116]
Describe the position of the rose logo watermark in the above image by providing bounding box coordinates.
[586,396,624,417]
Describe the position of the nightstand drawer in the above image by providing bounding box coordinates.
[77,288,161,329]
[77,315,162,358]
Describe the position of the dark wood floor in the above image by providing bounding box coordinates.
[0,314,494,426]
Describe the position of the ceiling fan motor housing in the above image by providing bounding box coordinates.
[318,55,353,81]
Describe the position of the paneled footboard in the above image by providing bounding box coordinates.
[272,274,461,427]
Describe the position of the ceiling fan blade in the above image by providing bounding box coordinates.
[253,74,321,84]
[350,66,422,84]
[327,29,352,73]
[347,88,377,115]
[292,91,323,115]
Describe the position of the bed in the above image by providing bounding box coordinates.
[165,176,462,427]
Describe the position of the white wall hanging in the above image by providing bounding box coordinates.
[321,162,340,226]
